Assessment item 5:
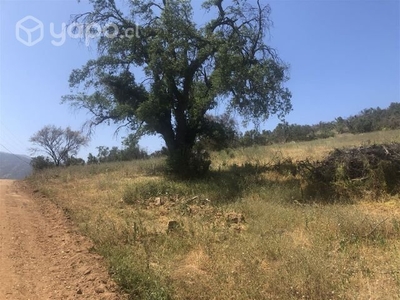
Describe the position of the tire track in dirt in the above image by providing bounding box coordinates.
[0,180,127,300]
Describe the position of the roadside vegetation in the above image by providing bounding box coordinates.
[26,129,400,299]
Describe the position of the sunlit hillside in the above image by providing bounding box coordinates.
[25,129,400,299]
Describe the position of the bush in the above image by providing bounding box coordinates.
[30,156,55,170]
[298,143,400,201]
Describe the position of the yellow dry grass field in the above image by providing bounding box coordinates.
[26,130,400,299]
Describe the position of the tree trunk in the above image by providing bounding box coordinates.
[162,127,210,178]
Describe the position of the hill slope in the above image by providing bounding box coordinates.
[0,152,32,179]
[25,130,400,299]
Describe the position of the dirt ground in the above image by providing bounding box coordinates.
[0,180,127,300]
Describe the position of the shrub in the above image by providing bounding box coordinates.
[298,143,400,201]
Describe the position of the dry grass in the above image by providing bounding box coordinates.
[212,129,400,167]
[26,130,400,299]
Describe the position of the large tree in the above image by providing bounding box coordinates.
[30,125,88,166]
[63,0,292,176]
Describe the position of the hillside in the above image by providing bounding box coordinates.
[238,102,400,146]
[0,152,32,179]
[25,130,400,299]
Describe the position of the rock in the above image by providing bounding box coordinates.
[95,285,106,293]
[154,197,164,206]
[76,288,83,294]
[83,268,92,275]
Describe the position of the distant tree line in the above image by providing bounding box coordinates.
[31,155,86,170]
[86,134,148,164]
[233,102,400,147]
[29,127,149,170]
[30,103,399,170]
[338,102,400,133]
[158,102,400,151]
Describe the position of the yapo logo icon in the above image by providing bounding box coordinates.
[15,15,139,47]
[16,16,44,46]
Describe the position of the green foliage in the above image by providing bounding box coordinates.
[102,246,172,300]
[346,103,400,133]
[65,156,85,166]
[198,113,239,151]
[62,0,292,176]
[92,135,148,164]
[87,153,98,164]
[121,134,149,161]
[30,155,55,171]
[238,102,400,147]
[149,147,169,158]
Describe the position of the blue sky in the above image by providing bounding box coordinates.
[0,0,399,159]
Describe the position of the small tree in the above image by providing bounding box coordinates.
[121,134,148,160]
[30,125,88,166]
[96,146,111,163]
[87,153,99,164]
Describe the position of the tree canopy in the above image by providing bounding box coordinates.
[30,125,88,166]
[63,0,292,176]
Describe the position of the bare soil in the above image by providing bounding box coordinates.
[0,180,127,300]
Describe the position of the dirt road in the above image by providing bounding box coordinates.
[0,180,126,300]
